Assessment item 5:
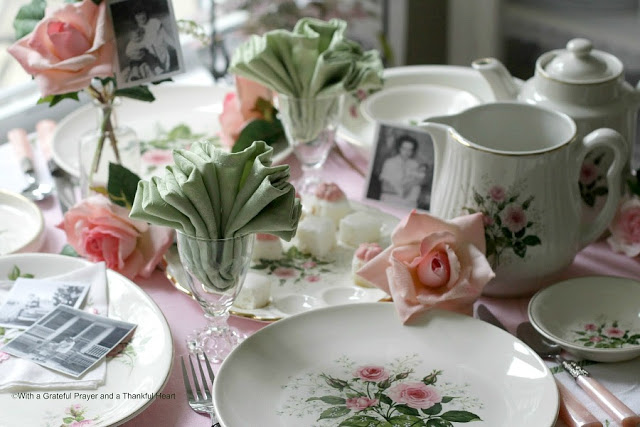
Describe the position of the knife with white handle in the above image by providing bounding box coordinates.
[476,304,603,427]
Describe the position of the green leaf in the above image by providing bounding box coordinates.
[514,227,525,238]
[319,406,351,420]
[440,410,482,422]
[107,163,142,208]
[62,417,75,424]
[8,265,20,281]
[426,419,453,427]
[522,235,541,246]
[513,240,527,258]
[440,396,455,403]
[395,405,419,416]
[339,415,386,427]
[60,244,80,258]
[38,92,80,107]
[114,86,155,102]
[379,393,393,406]
[232,118,285,153]
[388,415,426,427]
[307,396,347,405]
[501,227,513,239]
[421,403,442,415]
[473,191,483,206]
[13,0,46,39]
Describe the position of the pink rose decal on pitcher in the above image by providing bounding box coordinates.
[356,210,495,323]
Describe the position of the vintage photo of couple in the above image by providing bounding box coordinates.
[109,0,184,87]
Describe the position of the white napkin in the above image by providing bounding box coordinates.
[550,358,640,427]
[0,262,108,391]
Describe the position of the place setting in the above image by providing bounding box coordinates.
[2,0,640,426]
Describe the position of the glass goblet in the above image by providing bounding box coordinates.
[277,92,344,195]
[176,232,255,363]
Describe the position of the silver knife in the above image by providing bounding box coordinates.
[476,304,603,427]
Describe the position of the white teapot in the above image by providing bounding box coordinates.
[472,39,640,203]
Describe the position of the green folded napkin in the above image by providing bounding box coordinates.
[229,17,383,99]
[130,140,302,291]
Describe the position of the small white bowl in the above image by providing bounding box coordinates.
[528,276,640,363]
[0,190,45,255]
[361,83,481,126]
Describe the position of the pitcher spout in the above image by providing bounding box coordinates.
[472,57,520,101]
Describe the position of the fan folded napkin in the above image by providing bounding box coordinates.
[229,18,383,99]
[130,140,302,290]
[0,263,108,392]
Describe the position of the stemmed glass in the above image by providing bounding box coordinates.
[277,92,344,194]
[176,232,255,363]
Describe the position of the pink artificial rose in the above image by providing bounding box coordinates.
[218,76,272,148]
[57,195,174,280]
[353,365,390,382]
[346,396,378,411]
[356,210,495,324]
[387,382,441,409]
[607,196,640,257]
[315,182,346,202]
[8,0,114,96]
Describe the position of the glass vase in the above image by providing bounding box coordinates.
[79,98,141,198]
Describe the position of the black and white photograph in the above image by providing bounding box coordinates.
[108,0,185,88]
[0,277,90,329]
[1,305,137,378]
[364,123,435,211]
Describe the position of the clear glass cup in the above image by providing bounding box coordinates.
[176,232,255,362]
[277,92,344,194]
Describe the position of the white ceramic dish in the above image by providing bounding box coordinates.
[214,303,559,426]
[361,84,481,126]
[529,276,640,363]
[0,190,44,255]
[52,85,292,178]
[338,65,502,157]
[0,254,173,426]
[164,200,398,321]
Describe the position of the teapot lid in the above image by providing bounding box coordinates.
[542,38,622,83]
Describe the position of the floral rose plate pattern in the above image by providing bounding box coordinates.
[0,254,173,426]
[529,275,640,363]
[214,303,559,426]
[164,201,398,321]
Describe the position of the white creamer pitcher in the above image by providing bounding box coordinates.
[421,102,626,297]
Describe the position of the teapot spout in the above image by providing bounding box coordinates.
[472,57,520,101]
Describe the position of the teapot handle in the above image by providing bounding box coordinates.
[576,128,626,248]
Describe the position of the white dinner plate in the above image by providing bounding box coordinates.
[337,65,505,157]
[52,85,293,178]
[0,190,44,255]
[214,303,559,426]
[164,200,398,321]
[0,254,173,426]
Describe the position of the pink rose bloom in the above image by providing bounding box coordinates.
[584,323,597,331]
[8,0,114,96]
[356,210,494,323]
[218,76,271,148]
[273,267,297,279]
[305,275,320,282]
[302,260,317,269]
[353,365,390,382]
[315,182,346,202]
[488,185,506,202]
[0,352,10,363]
[346,396,378,411]
[502,205,527,233]
[590,336,603,343]
[57,195,174,280]
[605,327,625,338]
[141,149,173,166]
[607,196,640,257]
[387,382,441,409]
[580,161,599,185]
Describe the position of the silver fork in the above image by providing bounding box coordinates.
[181,353,221,427]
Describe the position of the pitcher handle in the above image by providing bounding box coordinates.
[576,128,626,248]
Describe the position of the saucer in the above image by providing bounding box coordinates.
[361,84,480,126]
[0,190,44,255]
[528,276,640,362]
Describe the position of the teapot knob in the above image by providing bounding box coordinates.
[567,38,593,59]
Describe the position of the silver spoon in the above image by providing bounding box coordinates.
[517,322,640,427]
[8,128,53,201]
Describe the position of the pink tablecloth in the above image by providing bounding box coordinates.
[15,138,640,427]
